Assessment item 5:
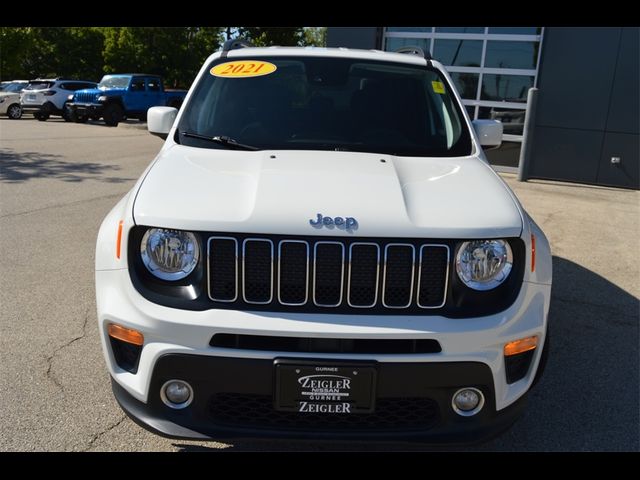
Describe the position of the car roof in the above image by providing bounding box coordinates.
[221,46,434,67]
[29,78,94,82]
[104,73,160,77]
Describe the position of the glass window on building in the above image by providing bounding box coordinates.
[385,37,431,54]
[386,27,433,32]
[450,72,479,100]
[478,107,526,136]
[435,27,485,33]
[480,74,534,103]
[433,40,483,67]
[485,41,539,69]
[487,27,541,35]
[383,26,544,169]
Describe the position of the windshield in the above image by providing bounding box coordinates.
[178,56,471,157]
[1,82,27,93]
[25,81,54,91]
[98,76,131,89]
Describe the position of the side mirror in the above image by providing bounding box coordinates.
[148,106,177,140]
[472,119,503,148]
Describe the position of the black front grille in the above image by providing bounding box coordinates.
[210,333,442,354]
[74,91,96,103]
[207,234,450,313]
[209,394,440,432]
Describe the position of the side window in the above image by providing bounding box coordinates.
[130,78,145,92]
[147,78,161,92]
[58,83,69,90]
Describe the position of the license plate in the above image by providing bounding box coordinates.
[27,94,36,101]
[274,359,376,414]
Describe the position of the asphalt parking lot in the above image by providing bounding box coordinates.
[1,117,638,452]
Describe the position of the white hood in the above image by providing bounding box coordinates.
[133,145,523,239]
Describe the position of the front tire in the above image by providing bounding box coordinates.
[34,112,49,121]
[62,102,72,122]
[103,103,123,127]
[7,103,22,119]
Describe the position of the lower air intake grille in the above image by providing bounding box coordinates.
[209,394,441,432]
[210,333,442,354]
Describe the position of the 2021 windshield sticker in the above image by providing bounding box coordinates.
[210,60,277,78]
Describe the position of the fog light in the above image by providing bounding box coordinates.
[161,380,193,409]
[452,387,485,416]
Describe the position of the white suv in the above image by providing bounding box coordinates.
[20,78,96,121]
[96,41,552,443]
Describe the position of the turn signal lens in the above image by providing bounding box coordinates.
[531,233,536,272]
[504,336,538,356]
[108,323,144,346]
[116,220,124,259]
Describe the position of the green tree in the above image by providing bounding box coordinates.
[235,27,304,47]
[303,27,327,47]
[16,27,105,81]
[0,27,35,80]
[102,27,223,87]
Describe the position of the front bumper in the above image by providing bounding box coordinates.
[112,355,528,443]
[97,267,550,441]
[67,102,103,117]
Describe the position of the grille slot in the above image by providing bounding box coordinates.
[382,244,415,308]
[313,242,345,307]
[277,241,309,305]
[208,237,238,302]
[242,239,274,304]
[417,245,450,308]
[347,243,380,307]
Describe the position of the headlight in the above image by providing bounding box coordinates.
[455,240,513,291]
[98,95,107,102]
[67,94,74,101]
[140,228,199,281]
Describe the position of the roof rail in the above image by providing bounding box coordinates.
[220,38,254,58]
[394,46,432,60]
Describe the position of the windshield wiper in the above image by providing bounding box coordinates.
[181,131,259,151]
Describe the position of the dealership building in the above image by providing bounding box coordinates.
[327,27,639,189]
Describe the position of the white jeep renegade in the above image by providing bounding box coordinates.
[95,40,552,443]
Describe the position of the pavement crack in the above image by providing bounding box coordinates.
[44,308,91,392]
[82,415,127,451]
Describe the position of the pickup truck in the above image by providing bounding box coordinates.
[67,74,187,126]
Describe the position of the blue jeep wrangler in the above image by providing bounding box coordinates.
[67,74,187,126]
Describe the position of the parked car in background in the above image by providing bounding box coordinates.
[0,80,29,93]
[20,78,97,121]
[0,91,23,119]
[67,74,187,126]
